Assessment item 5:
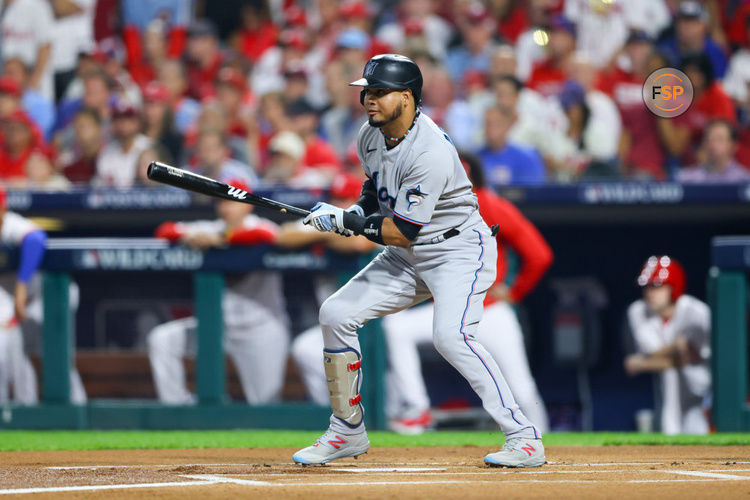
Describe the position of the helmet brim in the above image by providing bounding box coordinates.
[349,78,370,87]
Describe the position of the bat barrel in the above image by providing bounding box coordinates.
[146,161,310,217]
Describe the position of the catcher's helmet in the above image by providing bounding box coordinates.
[349,54,423,105]
[636,255,686,302]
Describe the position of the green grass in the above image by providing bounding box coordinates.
[0,431,748,452]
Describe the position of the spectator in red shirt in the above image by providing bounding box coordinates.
[232,3,278,64]
[657,53,737,169]
[185,20,223,101]
[0,110,44,181]
[59,107,102,184]
[491,0,530,44]
[215,67,254,140]
[142,81,182,165]
[125,19,172,88]
[597,31,668,180]
[527,15,576,97]
[286,98,341,187]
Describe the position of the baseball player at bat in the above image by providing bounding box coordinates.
[293,54,545,467]
[381,152,552,434]
[147,179,290,405]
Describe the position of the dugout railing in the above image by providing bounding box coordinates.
[0,239,387,430]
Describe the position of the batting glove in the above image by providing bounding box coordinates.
[304,202,353,236]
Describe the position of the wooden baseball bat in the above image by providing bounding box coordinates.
[146,162,310,217]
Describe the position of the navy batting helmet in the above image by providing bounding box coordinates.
[349,54,423,105]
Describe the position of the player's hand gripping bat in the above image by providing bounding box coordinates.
[146,161,310,217]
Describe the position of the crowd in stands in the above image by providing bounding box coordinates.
[1,0,749,191]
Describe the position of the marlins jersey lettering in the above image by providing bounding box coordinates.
[356,114,480,244]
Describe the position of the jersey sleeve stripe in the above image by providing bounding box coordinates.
[392,211,430,226]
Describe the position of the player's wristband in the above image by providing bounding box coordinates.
[342,212,385,245]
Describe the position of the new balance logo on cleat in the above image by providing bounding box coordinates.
[292,428,370,465]
[327,435,347,450]
[521,444,536,456]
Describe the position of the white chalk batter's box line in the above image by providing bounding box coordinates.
[0,464,743,495]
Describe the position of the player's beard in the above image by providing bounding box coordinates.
[368,104,402,128]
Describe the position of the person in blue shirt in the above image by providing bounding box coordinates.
[657,1,728,79]
[478,106,546,186]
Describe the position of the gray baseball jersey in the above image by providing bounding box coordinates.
[319,111,540,440]
[356,113,481,244]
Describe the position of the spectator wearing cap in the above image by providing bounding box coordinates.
[142,81,182,164]
[58,107,103,184]
[657,1,728,79]
[597,31,668,180]
[158,59,202,134]
[376,0,453,60]
[0,77,22,119]
[3,58,56,140]
[0,0,55,100]
[321,59,367,158]
[264,131,306,185]
[94,100,152,187]
[186,20,224,100]
[191,128,257,186]
[527,16,577,97]
[557,79,620,180]
[658,53,736,169]
[49,0,96,101]
[231,3,278,63]
[678,120,750,183]
[0,110,46,181]
[286,98,341,186]
[444,4,498,84]
[283,61,310,104]
[478,106,546,187]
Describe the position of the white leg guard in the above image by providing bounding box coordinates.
[324,348,363,429]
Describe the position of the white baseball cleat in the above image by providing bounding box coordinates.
[292,428,370,465]
[484,438,546,468]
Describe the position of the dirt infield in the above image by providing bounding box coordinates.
[1,446,749,498]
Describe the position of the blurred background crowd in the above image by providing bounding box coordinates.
[1,0,750,192]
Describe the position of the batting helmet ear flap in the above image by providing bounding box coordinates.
[360,89,366,105]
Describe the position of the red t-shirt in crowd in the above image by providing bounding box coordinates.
[526,59,567,97]
[239,22,279,62]
[187,53,224,100]
[497,4,529,43]
[597,68,666,179]
[475,188,553,306]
